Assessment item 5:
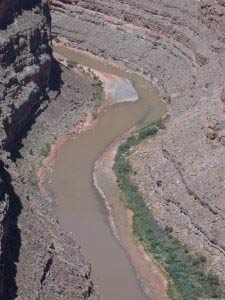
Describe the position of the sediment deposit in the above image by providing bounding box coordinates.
[51,0,225,282]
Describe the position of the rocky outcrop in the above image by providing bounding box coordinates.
[0,0,46,29]
[0,0,52,150]
[0,0,98,299]
[51,0,225,282]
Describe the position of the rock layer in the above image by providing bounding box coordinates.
[0,0,52,150]
[51,0,225,282]
[0,0,98,299]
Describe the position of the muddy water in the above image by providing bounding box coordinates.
[50,46,166,299]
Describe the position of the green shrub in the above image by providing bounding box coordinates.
[138,126,158,140]
[29,164,38,190]
[54,37,60,43]
[165,225,173,234]
[163,95,171,104]
[91,77,104,114]
[67,60,77,69]
[40,142,51,157]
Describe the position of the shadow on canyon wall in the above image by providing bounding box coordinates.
[49,58,63,92]
[0,0,42,30]
[0,161,22,300]
[2,59,63,298]
[8,59,63,161]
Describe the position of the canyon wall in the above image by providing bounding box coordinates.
[51,0,225,282]
[1,0,224,297]
[0,0,98,299]
[0,0,52,149]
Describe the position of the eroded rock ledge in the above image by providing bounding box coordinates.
[50,0,225,282]
[0,1,98,299]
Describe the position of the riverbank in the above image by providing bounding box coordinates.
[37,48,140,184]
[93,127,168,299]
[51,0,225,284]
[37,41,166,186]
[53,41,166,95]
[113,121,225,299]
[5,60,101,298]
[41,44,167,299]
[37,41,224,300]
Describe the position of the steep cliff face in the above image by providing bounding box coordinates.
[51,0,225,282]
[0,0,50,28]
[0,2,53,296]
[0,162,8,299]
[0,0,52,150]
[0,1,98,299]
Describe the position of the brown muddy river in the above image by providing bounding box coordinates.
[50,45,166,299]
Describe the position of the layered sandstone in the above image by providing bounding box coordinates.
[51,0,225,282]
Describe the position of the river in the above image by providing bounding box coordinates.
[49,45,166,299]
